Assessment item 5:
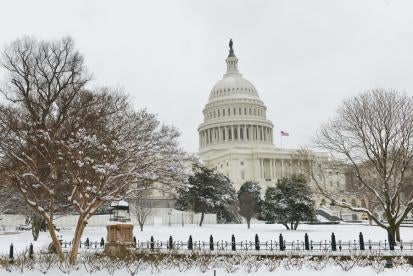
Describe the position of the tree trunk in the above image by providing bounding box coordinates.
[140,223,143,231]
[199,212,205,227]
[32,226,39,241]
[46,218,64,262]
[68,215,87,265]
[396,226,401,242]
[282,223,290,230]
[293,221,299,230]
[368,215,373,226]
[247,218,251,229]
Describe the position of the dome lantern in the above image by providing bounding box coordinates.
[225,39,239,75]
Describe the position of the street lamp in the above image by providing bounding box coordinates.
[168,209,172,227]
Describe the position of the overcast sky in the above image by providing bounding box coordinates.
[1,0,413,153]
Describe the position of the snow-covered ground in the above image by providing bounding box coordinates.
[1,222,413,255]
[1,223,413,275]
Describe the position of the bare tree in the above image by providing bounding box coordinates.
[131,195,153,231]
[300,89,413,242]
[0,37,89,261]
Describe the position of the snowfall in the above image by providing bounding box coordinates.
[0,222,413,275]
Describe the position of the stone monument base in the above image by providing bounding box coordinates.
[104,223,134,256]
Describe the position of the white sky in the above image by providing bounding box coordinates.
[1,0,413,153]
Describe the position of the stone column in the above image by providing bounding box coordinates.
[242,125,247,141]
[281,159,284,178]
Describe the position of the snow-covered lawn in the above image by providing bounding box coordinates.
[0,223,412,275]
[1,222,413,256]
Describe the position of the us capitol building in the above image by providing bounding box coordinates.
[197,40,363,220]
[198,41,339,191]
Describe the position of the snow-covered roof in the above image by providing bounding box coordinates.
[110,200,129,207]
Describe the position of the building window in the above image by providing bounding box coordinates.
[223,109,225,116]
[241,171,245,180]
[241,161,244,165]
[233,108,236,115]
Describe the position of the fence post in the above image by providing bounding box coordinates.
[359,232,365,250]
[231,234,236,251]
[279,234,284,251]
[29,243,33,259]
[133,236,137,247]
[9,243,13,260]
[150,236,155,250]
[255,234,260,251]
[304,233,309,250]
[86,237,90,248]
[210,235,214,251]
[188,235,193,250]
[331,233,337,251]
[169,236,173,250]
[100,237,105,248]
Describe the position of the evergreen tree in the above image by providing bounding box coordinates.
[176,164,237,226]
[263,174,316,230]
[238,181,262,228]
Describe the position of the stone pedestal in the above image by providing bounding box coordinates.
[104,223,134,256]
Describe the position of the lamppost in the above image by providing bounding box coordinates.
[168,209,172,227]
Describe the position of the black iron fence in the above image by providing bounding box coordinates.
[134,232,413,254]
[9,232,413,259]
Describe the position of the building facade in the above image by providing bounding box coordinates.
[197,41,361,220]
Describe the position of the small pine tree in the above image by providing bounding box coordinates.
[238,181,262,228]
[263,174,316,230]
[176,164,237,226]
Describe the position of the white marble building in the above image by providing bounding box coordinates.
[198,41,352,215]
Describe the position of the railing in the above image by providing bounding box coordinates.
[51,232,413,255]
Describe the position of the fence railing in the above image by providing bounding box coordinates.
[9,232,413,260]
[60,232,412,253]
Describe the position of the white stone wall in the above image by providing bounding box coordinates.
[0,209,217,229]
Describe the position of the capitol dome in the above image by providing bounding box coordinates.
[198,40,275,153]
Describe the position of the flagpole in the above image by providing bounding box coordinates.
[280,133,283,149]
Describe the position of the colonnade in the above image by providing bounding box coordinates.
[200,124,273,147]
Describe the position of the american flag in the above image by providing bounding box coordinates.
[280,131,289,136]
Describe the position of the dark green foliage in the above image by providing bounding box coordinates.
[263,174,316,230]
[175,164,238,226]
[238,181,262,228]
